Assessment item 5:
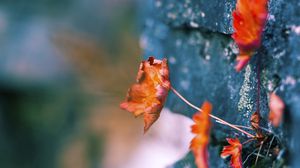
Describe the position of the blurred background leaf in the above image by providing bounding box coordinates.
[0,0,143,168]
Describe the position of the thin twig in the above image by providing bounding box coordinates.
[243,138,255,145]
[171,86,255,138]
[235,125,254,130]
[255,141,264,165]
[216,120,254,130]
[266,136,275,157]
[243,149,258,165]
[253,152,266,158]
[259,126,273,134]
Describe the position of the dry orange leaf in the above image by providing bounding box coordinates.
[269,93,285,127]
[190,101,212,168]
[250,111,264,140]
[120,56,170,133]
[221,138,243,168]
[232,0,268,71]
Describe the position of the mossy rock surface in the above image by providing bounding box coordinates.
[141,0,300,167]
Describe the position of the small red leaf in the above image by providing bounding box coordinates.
[221,138,243,168]
[120,56,170,133]
[232,0,268,71]
[190,101,212,168]
[269,93,285,127]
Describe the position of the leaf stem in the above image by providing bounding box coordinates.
[170,86,255,138]
[256,57,261,115]
[216,121,254,130]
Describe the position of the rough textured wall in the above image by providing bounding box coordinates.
[140,0,300,167]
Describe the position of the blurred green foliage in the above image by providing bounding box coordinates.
[0,0,139,168]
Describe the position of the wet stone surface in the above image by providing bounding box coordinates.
[141,0,300,167]
[151,0,235,34]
